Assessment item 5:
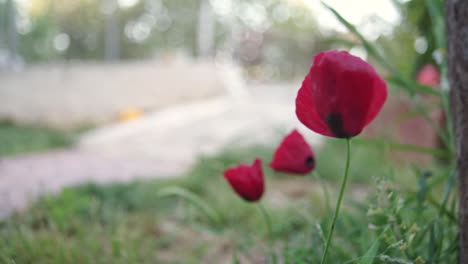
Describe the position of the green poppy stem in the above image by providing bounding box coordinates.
[312,171,331,214]
[258,203,276,263]
[258,203,273,239]
[320,138,352,264]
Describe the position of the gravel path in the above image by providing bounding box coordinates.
[0,149,185,219]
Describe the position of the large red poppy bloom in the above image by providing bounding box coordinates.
[270,129,315,174]
[296,50,387,138]
[223,158,264,202]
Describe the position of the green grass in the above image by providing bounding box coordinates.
[0,140,458,263]
[0,121,75,157]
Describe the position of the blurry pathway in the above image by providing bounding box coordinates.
[0,151,179,219]
[0,84,321,219]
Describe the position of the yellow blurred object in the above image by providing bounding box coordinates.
[119,107,143,121]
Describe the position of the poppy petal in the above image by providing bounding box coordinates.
[223,158,264,202]
[295,75,334,137]
[364,75,387,126]
[296,50,387,138]
[270,129,315,174]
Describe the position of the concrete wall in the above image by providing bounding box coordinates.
[0,59,231,128]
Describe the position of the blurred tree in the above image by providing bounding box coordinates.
[8,0,328,80]
[5,0,20,67]
[197,0,214,57]
[446,1,468,262]
[104,0,120,61]
[0,1,6,55]
[221,0,327,80]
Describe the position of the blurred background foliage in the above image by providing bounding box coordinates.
[0,0,442,80]
[0,0,328,79]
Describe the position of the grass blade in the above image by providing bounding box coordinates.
[322,1,440,97]
[357,232,383,264]
[352,138,453,158]
[157,186,221,225]
[424,0,445,51]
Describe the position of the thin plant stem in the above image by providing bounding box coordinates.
[320,139,352,264]
[258,203,273,239]
[441,90,455,151]
[312,171,331,214]
[258,203,276,263]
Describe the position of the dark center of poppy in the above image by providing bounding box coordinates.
[326,113,350,138]
[305,156,315,168]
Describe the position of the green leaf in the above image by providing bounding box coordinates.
[385,77,441,96]
[232,253,241,264]
[322,1,440,97]
[352,138,454,159]
[424,0,446,51]
[358,237,380,264]
[439,171,456,217]
[157,186,221,225]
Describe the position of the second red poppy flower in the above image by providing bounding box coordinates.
[224,158,265,202]
[270,129,315,174]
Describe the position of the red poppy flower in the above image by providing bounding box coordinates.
[417,64,440,88]
[269,129,315,174]
[223,158,264,202]
[296,50,387,138]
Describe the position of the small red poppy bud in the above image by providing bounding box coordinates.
[296,50,387,138]
[270,129,315,174]
[416,64,440,88]
[223,158,264,202]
